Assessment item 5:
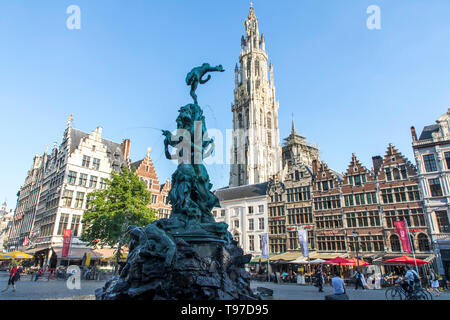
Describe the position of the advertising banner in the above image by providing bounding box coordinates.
[394,220,411,253]
[62,229,73,258]
[298,229,309,257]
[261,233,269,258]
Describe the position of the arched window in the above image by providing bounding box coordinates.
[409,235,416,251]
[418,234,431,252]
[390,234,401,252]
[238,113,243,129]
[255,60,260,76]
[393,168,401,180]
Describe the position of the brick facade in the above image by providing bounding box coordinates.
[131,151,172,219]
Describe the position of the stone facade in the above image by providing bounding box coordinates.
[229,6,282,187]
[213,183,268,257]
[377,144,432,257]
[0,202,13,252]
[311,160,346,256]
[412,109,450,279]
[8,151,47,251]
[267,122,319,254]
[131,150,172,220]
[341,154,383,258]
[7,116,130,266]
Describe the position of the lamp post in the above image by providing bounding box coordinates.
[353,229,360,273]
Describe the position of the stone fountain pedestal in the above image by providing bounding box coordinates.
[95,219,259,300]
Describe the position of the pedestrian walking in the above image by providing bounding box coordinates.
[430,270,441,297]
[355,270,365,290]
[15,265,23,281]
[2,263,18,292]
[315,267,324,292]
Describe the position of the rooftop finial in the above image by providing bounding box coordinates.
[147,147,152,156]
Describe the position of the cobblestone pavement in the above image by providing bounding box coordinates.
[250,281,450,300]
[0,274,106,300]
[1,273,449,300]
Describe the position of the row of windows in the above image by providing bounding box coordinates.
[347,174,367,186]
[315,215,343,229]
[348,235,384,252]
[385,165,408,181]
[61,190,94,210]
[381,186,420,204]
[316,180,334,192]
[287,207,313,224]
[314,195,341,210]
[317,236,346,251]
[344,192,377,207]
[423,152,450,173]
[346,211,381,228]
[269,206,285,217]
[384,209,426,228]
[57,213,82,237]
[269,219,285,235]
[389,233,431,252]
[287,230,315,251]
[286,187,311,202]
[68,171,107,189]
[82,155,101,170]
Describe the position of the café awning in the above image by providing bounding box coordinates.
[269,251,303,262]
[308,252,348,260]
[52,247,101,260]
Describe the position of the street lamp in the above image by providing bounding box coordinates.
[353,229,360,273]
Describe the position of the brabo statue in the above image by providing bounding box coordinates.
[96,64,259,301]
[186,63,224,104]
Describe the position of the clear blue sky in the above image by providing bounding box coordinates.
[1,0,450,210]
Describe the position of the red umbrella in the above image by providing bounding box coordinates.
[383,256,430,266]
[323,257,352,265]
[346,258,370,266]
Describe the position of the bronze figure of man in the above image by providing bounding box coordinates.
[186,63,225,104]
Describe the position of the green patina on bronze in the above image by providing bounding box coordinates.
[161,64,228,242]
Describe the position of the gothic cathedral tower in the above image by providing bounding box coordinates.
[229,5,282,187]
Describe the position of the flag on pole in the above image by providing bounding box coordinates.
[62,229,73,258]
[394,220,411,253]
[23,236,30,247]
[298,229,309,257]
[261,233,269,258]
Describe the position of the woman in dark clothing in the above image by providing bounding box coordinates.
[315,267,324,292]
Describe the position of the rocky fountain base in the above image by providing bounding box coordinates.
[95,219,260,300]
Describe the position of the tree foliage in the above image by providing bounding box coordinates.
[81,167,157,247]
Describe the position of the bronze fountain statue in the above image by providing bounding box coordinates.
[95,64,259,300]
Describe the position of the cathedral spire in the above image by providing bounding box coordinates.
[291,115,296,135]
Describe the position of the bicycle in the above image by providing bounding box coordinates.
[385,284,430,300]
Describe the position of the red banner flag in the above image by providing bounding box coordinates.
[394,220,411,253]
[62,229,73,258]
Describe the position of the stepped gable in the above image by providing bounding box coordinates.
[376,143,417,180]
[343,153,376,184]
